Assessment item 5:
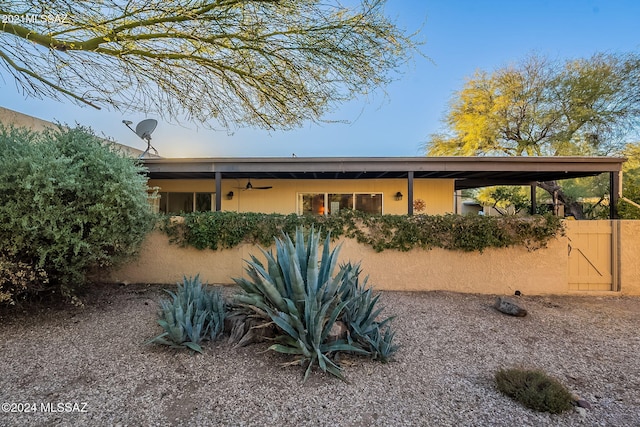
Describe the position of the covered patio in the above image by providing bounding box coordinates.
[143,156,625,218]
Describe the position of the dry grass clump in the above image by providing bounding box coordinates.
[495,368,574,414]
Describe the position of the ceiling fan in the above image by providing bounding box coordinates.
[236,178,272,191]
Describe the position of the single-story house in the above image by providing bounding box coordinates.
[3,108,636,293]
[122,156,639,295]
[144,156,625,218]
[0,107,625,217]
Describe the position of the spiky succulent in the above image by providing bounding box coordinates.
[148,274,226,353]
[233,227,397,381]
[339,262,397,362]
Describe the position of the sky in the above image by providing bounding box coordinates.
[2,0,640,158]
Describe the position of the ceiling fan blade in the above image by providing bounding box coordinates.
[237,179,273,190]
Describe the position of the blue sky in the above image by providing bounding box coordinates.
[2,0,640,157]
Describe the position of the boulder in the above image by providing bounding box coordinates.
[572,394,592,409]
[494,296,528,317]
[327,321,348,342]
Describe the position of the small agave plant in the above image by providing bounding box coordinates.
[339,262,398,362]
[148,274,226,353]
[233,227,397,381]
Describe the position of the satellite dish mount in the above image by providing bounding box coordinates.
[122,119,158,158]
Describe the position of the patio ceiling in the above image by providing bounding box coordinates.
[143,156,624,190]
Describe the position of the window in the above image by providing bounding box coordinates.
[298,192,383,215]
[159,192,213,214]
[355,193,382,214]
[195,193,212,212]
[328,193,353,214]
[298,193,325,215]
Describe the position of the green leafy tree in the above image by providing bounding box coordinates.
[0,124,155,299]
[619,141,640,218]
[475,186,530,216]
[0,0,420,130]
[559,175,611,219]
[426,53,640,218]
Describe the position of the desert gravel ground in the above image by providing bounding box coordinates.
[0,282,639,427]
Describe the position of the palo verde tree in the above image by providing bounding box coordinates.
[0,0,420,130]
[426,53,640,218]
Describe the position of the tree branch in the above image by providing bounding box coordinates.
[0,49,100,109]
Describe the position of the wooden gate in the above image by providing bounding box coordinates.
[566,220,619,291]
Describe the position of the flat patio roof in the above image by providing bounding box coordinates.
[144,156,625,190]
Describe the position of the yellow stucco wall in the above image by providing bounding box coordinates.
[337,236,569,294]
[148,178,454,215]
[105,220,640,295]
[109,231,246,285]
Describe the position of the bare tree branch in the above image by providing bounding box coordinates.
[0,0,422,129]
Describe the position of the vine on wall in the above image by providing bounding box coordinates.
[159,210,563,253]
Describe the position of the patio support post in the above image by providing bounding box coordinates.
[610,171,620,219]
[215,171,222,211]
[407,171,414,215]
[530,183,537,215]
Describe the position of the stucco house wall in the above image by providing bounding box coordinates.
[148,178,455,215]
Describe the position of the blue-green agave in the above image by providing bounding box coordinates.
[234,227,397,381]
[148,274,226,353]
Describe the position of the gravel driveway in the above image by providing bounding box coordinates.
[1,283,639,426]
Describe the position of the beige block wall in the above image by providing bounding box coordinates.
[0,106,57,131]
[148,178,455,215]
[337,236,568,294]
[0,106,144,157]
[108,229,568,295]
[108,231,247,285]
[106,220,639,295]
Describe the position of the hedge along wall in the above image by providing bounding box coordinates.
[103,220,640,295]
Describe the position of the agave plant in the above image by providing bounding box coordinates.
[148,274,227,353]
[339,262,398,362]
[233,227,397,381]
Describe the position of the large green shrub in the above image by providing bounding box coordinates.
[0,124,155,299]
[233,227,396,381]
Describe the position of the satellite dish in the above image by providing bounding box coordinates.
[122,119,158,158]
[135,119,157,142]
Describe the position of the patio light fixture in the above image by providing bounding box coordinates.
[394,191,403,201]
[226,191,234,200]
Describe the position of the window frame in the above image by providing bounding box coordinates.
[158,192,214,214]
[297,192,384,215]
